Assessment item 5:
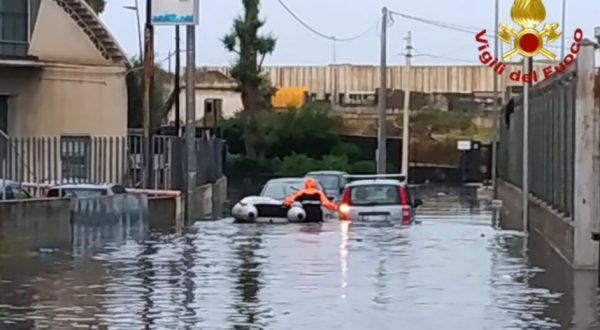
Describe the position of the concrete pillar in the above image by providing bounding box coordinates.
[573,41,599,269]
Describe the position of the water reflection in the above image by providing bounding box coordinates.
[0,191,599,329]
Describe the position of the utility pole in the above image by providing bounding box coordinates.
[377,6,388,174]
[560,0,566,59]
[401,31,412,177]
[142,0,154,189]
[522,57,532,234]
[175,26,181,137]
[331,37,337,107]
[185,25,197,221]
[492,0,500,199]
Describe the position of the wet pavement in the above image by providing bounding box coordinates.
[1,186,599,329]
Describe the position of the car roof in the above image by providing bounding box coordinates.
[346,179,405,187]
[265,177,324,188]
[0,179,19,187]
[306,171,347,176]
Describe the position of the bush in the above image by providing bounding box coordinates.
[225,154,280,178]
[331,142,363,163]
[321,154,350,172]
[276,153,322,177]
[350,161,377,174]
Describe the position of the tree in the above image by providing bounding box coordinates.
[85,0,106,13]
[222,0,276,159]
[127,58,170,129]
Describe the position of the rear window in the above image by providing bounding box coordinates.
[308,175,339,190]
[350,184,403,206]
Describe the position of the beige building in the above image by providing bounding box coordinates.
[166,71,242,127]
[0,0,129,139]
[0,0,129,183]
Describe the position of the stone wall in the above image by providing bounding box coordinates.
[0,199,72,253]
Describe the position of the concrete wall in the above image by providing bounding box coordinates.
[0,199,72,253]
[148,196,179,231]
[189,176,228,221]
[201,63,552,97]
[499,180,576,267]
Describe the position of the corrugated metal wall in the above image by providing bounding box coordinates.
[199,64,551,97]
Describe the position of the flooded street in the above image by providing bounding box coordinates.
[1,187,599,329]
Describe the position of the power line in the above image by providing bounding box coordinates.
[278,0,378,42]
[388,9,563,50]
[398,52,479,64]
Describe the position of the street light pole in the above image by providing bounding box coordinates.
[492,0,500,199]
[377,6,388,174]
[142,0,154,189]
[175,26,181,137]
[560,0,567,59]
[401,31,412,177]
[123,2,143,59]
[522,57,532,234]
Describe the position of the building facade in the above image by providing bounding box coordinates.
[0,0,129,139]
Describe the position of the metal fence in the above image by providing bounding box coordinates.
[0,134,224,190]
[498,65,576,218]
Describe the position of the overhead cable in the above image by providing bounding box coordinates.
[278,0,379,42]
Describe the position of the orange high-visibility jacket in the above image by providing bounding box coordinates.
[283,178,338,211]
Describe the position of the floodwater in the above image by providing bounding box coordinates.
[1,187,599,329]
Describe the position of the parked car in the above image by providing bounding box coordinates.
[338,175,422,224]
[0,179,32,200]
[45,183,127,199]
[305,171,348,202]
[231,177,332,223]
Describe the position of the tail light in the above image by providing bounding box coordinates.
[402,207,411,225]
[339,187,351,220]
[398,186,408,205]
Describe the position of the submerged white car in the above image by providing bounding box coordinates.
[232,178,331,224]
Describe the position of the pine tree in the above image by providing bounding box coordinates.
[222,0,276,159]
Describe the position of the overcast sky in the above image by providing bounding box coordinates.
[100,0,600,69]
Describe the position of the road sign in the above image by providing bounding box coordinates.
[491,199,503,209]
[152,0,199,26]
[457,140,472,151]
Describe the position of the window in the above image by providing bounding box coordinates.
[11,185,30,199]
[0,0,28,56]
[61,136,91,180]
[350,185,401,206]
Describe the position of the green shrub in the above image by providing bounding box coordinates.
[225,154,279,178]
[350,161,377,174]
[321,154,350,172]
[276,153,322,176]
[331,142,363,163]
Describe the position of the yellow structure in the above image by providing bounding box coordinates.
[271,87,308,109]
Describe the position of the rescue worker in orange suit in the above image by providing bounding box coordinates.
[283,178,338,221]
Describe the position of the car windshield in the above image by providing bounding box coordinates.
[350,184,401,206]
[261,180,322,200]
[308,175,339,190]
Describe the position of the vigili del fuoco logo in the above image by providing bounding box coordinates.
[475,0,583,83]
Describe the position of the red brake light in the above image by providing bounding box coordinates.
[341,187,350,205]
[402,208,411,224]
[339,187,351,220]
[398,186,408,205]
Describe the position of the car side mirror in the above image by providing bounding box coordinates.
[414,199,423,208]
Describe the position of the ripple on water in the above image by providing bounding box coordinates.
[0,200,595,329]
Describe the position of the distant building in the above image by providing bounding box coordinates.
[0,0,129,139]
[166,70,242,127]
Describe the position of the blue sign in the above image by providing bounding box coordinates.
[151,0,198,26]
